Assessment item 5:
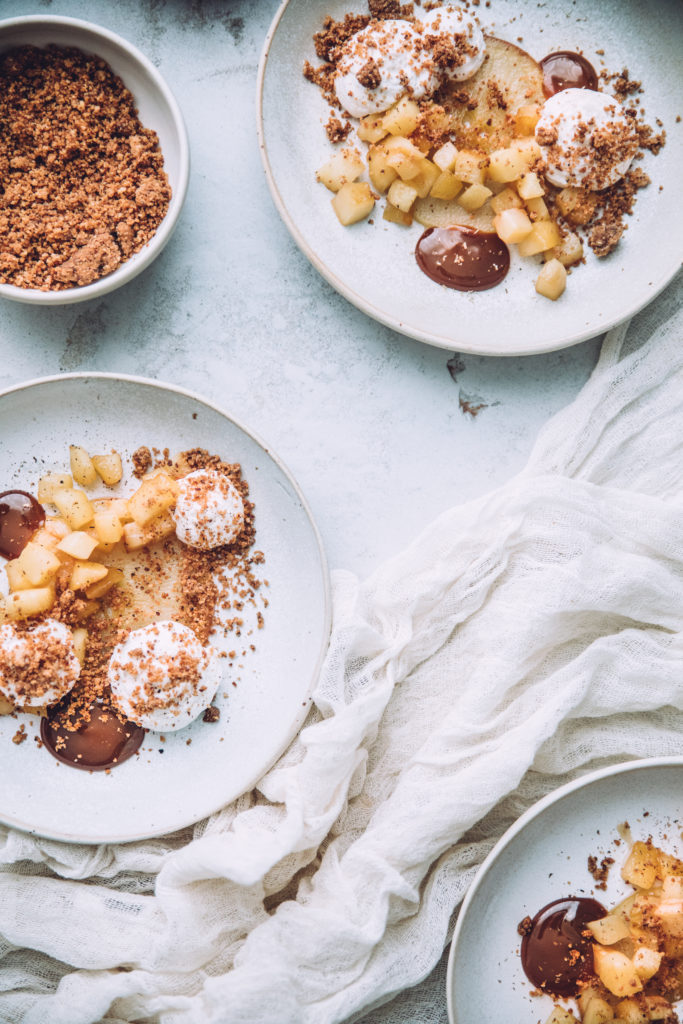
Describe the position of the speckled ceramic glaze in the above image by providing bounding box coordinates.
[447,758,683,1022]
[0,375,330,843]
[258,0,683,355]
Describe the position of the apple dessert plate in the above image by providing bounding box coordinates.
[447,758,683,1023]
[258,0,683,356]
[0,374,331,844]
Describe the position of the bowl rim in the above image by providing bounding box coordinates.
[0,14,190,305]
[445,754,683,1023]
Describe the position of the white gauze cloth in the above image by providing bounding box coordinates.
[0,273,682,1024]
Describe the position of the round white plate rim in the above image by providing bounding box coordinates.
[256,0,682,357]
[0,371,332,844]
[446,755,683,1023]
[0,14,190,306]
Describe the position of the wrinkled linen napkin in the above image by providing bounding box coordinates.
[1,273,682,1024]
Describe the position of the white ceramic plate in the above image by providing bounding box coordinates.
[447,758,683,1023]
[0,374,331,844]
[258,0,683,356]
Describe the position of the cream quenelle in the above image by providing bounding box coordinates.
[536,88,639,190]
[172,468,244,551]
[0,619,81,708]
[334,6,485,117]
[107,620,221,732]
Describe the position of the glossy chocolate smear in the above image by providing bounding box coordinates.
[541,51,599,96]
[0,490,45,559]
[41,704,145,771]
[521,896,606,997]
[415,227,510,292]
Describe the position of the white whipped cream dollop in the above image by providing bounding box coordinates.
[107,620,222,732]
[334,19,440,117]
[172,468,244,551]
[535,88,639,190]
[334,8,486,117]
[419,6,486,83]
[0,618,81,708]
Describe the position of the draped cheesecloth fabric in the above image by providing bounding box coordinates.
[1,273,682,1024]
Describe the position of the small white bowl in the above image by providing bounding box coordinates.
[0,15,190,305]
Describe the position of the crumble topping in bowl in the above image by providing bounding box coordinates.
[0,45,171,291]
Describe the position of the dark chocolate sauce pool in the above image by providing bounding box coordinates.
[521,896,606,997]
[41,705,145,771]
[540,51,599,97]
[0,490,45,559]
[415,226,510,291]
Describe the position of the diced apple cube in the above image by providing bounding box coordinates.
[551,231,583,266]
[358,112,389,144]
[70,560,109,591]
[429,170,463,201]
[652,896,683,938]
[37,472,73,504]
[383,136,426,181]
[632,946,662,980]
[44,517,71,540]
[518,220,562,256]
[578,988,606,1016]
[382,96,420,136]
[511,137,542,164]
[368,145,398,193]
[660,875,683,901]
[5,559,32,592]
[85,567,125,600]
[593,946,643,998]
[91,452,123,487]
[588,914,631,945]
[453,149,488,185]
[543,1007,579,1024]
[493,207,533,244]
[387,179,418,213]
[123,511,176,551]
[622,842,659,890]
[331,182,376,226]
[556,186,598,226]
[515,103,541,135]
[316,148,365,192]
[409,159,440,198]
[0,694,14,714]
[71,627,88,666]
[615,997,649,1024]
[52,488,94,530]
[69,445,98,487]
[382,201,412,226]
[582,995,615,1024]
[5,586,55,621]
[487,146,530,182]
[16,541,61,586]
[432,140,458,172]
[93,511,124,545]
[92,497,132,523]
[517,171,545,200]
[644,994,676,1020]
[490,187,524,215]
[535,258,567,300]
[459,183,493,211]
[30,527,61,552]
[127,473,179,528]
[526,195,550,221]
[56,531,99,560]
